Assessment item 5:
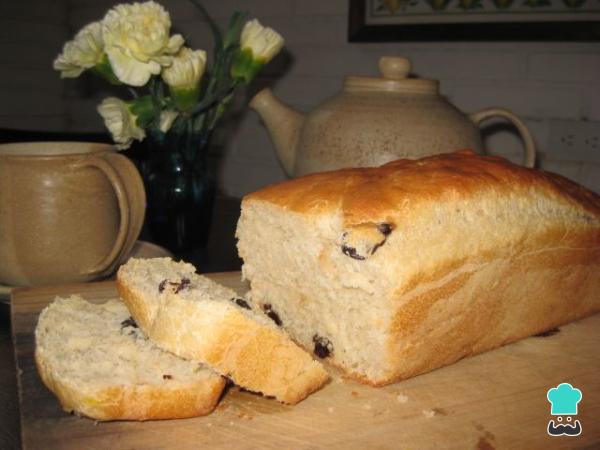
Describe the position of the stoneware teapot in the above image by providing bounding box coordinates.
[250,56,536,177]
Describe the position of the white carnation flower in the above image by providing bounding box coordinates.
[240,19,284,63]
[97,97,145,150]
[162,47,207,90]
[53,22,104,78]
[102,1,184,86]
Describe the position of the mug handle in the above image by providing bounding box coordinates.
[73,156,130,277]
[102,152,146,266]
[469,108,536,168]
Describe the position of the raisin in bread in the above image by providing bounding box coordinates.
[116,258,329,404]
[236,150,600,385]
[35,295,225,421]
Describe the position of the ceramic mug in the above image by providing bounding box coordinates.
[0,142,146,287]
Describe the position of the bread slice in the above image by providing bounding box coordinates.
[35,295,225,421]
[116,258,329,404]
[236,150,600,385]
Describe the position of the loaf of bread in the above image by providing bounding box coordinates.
[236,150,600,385]
[116,258,329,404]
[35,295,225,420]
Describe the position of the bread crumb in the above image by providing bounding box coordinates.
[328,407,335,413]
[422,408,447,418]
[396,393,409,403]
[422,409,436,418]
[363,403,372,410]
[229,421,234,426]
[351,391,360,398]
[206,423,212,427]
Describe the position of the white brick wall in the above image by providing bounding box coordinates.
[0,0,69,131]
[529,52,600,83]
[2,0,599,194]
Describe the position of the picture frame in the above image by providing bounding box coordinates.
[348,0,600,41]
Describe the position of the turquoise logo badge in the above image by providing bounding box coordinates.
[546,383,583,437]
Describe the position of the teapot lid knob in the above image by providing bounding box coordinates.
[379,56,411,80]
[344,56,436,93]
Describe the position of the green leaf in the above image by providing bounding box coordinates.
[130,96,155,128]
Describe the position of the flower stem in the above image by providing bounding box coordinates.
[188,0,223,51]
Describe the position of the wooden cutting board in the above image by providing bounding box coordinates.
[11,273,600,449]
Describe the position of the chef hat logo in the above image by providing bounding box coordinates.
[547,383,582,415]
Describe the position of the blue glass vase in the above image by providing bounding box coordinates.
[136,128,215,255]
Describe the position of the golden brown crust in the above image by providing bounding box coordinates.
[388,231,599,375]
[35,337,225,421]
[246,150,600,225]
[116,277,329,404]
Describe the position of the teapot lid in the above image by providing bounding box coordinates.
[344,56,438,94]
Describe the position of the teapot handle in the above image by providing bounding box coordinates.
[469,108,536,168]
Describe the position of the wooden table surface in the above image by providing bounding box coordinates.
[0,303,20,450]
[9,273,600,450]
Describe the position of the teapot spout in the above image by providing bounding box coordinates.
[250,88,304,177]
